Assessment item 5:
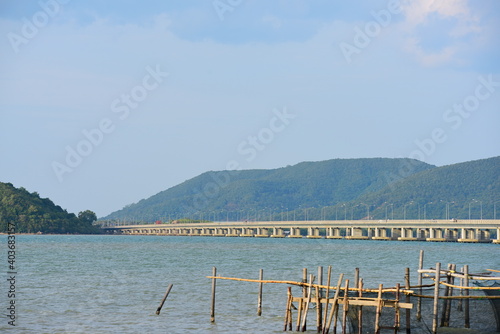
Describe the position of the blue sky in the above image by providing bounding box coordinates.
[1,0,499,217]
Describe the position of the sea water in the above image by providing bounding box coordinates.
[1,235,499,333]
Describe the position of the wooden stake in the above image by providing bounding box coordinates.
[394,283,400,333]
[457,266,464,312]
[323,266,332,332]
[358,278,363,334]
[302,274,315,332]
[404,267,411,334]
[445,264,455,325]
[210,266,217,323]
[417,250,424,321]
[284,287,293,331]
[464,265,470,328]
[342,279,349,334]
[324,273,344,334]
[298,268,308,331]
[155,283,173,315]
[441,263,455,327]
[375,284,383,334]
[296,294,303,331]
[432,262,441,334]
[288,288,293,331]
[354,268,359,290]
[318,266,323,333]
[257,269,263,316]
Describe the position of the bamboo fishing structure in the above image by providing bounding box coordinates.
[206,250,500,333]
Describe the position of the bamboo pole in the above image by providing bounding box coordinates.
[404,267,411,334]
[375,284,383,334]
[342,279,349,334]
[418,269,500,281]
[358,278,363,334]
[443,264,455,326]
[432,262,441,334]
[457,266,464,312]
[417,250,424,321]
[394,283,400,333]
[288,288,293,331]
[300,268,308,331]
[284,287,293,331]
[324,273,344,334]
[323,266,332,332]
[464,265,470,328]
[257,269,263,316]
[210,267,217,323]
[440,264,452,327]
[296,293,303,331]
[205,276,414,293]
[302,274,315,332]
[155,283,173,315]
[318,266,323,333]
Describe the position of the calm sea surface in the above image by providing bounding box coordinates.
[1,235,499,333]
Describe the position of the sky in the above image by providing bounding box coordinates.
[0,0,499,218]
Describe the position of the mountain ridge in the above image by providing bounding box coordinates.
[102,157,438,221]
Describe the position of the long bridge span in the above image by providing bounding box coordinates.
[103,219,500,243]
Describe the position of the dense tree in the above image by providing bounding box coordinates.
[78,210,97,224]
[0,182,101,234]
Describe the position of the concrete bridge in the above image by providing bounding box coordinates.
[103,219,500,243]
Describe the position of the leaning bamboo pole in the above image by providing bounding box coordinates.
[205,276,415,294]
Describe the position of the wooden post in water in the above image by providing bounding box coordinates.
[324,273,344,334]
[297,268,308,331]
[257,269,263,316]
[432,262,441,334]
[463,265,470,328]
[457,266,464,312]
[404,267,411,334]
[156,283,173,315]
[342,279,349,334]
[317,266,323,333]
[323,266,332,332]
[358,278,363,334]
[284,287,293,331]
[354,268,359,291]
[210,266,217,323]
[440,264,454,327]
[301,274,315,332]
[394,283,401,332]
[375,284,383,334]
[445,264,455,325]
[417,250,424,321]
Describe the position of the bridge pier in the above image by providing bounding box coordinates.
[240,228,255,237]
[427,228,447,242]
[225,228,240,237]
[346,227,369,240]
[271,227,285,238]
[494,228,500,244]
[372,227,390,240]
[398,228,418,241]
[288,227,303,238]
[306,227,322,239]
[326,227,342,239]
[255,228,269,238]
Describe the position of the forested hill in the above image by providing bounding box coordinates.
[0,182,99,234]
[102,158,435,221]
[345,156,500,220]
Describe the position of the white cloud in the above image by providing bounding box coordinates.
[399,0,481,66]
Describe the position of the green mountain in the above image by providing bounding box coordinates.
[336,156,500,221]
[102,158,435,222]
[0,182,100,234]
